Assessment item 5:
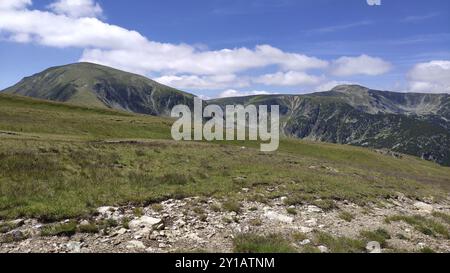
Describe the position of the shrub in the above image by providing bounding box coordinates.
[78,223,99,234]
[286,207,297,215]
[339,211,354,222]
[222,200,242,213]
[385,215,449,239]
[314,231,365,253]
[41,221,77,237]
[360,228,391,247]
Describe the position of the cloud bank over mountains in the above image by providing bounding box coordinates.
[0,0,448,96]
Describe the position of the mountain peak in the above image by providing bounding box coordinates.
[331,84,370,93]
[2,62,193,115]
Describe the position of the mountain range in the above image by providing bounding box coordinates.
[2,62,449,166]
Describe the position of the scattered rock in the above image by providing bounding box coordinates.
[129,216,162,230]
[305,218,318,227]
[306,205,322,213]
[264,211,293,224]
[366,241,382,253]
[1,197,449,253]
[318,246,329,253]
[299,239,311,246]
[126,240,146,249]
[116,228,128,235]
[414,202,434,214]
[10,219,25,227]
[97,206,117,217]
[79,220,90,226]
[66,241,82,253]
[298,226,313,233]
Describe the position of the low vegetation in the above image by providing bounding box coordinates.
[360,228,391,248]
[0,94,449,221]
[313,231,366,253]
[40,221,78,237]
[385,215,449,239]
[233,234,297,253]
[338,211,355,222]
[432,211,450,225]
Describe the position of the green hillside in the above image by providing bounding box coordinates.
[0,94,449,221]
[211,85,450,166]
[2,62,194,116]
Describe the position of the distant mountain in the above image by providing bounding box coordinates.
[1,62,194,116]
[2,63,449,166]
[211,85,450,166]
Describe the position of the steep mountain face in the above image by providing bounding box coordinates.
[211,85,450,166]
[2,62,194,116]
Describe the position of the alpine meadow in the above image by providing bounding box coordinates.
[0,0,449,257]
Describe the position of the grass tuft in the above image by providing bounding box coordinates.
[385,215,449,239]
[41,221,77,237]
[233,233,297,253]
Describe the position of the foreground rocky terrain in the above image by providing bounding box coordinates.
[1,194,449,253]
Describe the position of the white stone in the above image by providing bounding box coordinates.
[298,226,313,233]
[79,220,90,226]
[366,241,382,253]
[264,211,293,224]
[414,202,434,213]
[305,218,318,227]
[299,239,311,246]
[97,206,116,215]
[117,228,128,235]
[66,241,82,253]
[126,240,146,249]
[307,205,322,213]
[318,245,328,253]
[129,216,162,230]
[10,219,25,227]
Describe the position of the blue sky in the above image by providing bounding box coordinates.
[1,0,449,97]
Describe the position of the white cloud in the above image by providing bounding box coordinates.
[0,0,31,10]
[331,54,392,76]
[0,1,328,77]
[80,45,328,76]
[254,71,322,86]
[407,60,450,93]
[219,89,276,98]
[314,81,355,92]
[48,0,103,18]
[155,74,250,90]
[0,1,400,95]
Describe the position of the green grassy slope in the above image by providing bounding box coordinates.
[2,62,194,116]
[210,88,450,166]
[0,94,449,221]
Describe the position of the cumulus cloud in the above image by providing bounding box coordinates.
[314,81,355,92]
[0,0,31,10]
[0,1,328,76]
[155,74,250,90]
[254,71,322,86]
[219,89,276,98]
[0,1,394,94]
[48,0,103,18]
[407,60,450,93]
[80,45,328,76]
[331,54,392,77]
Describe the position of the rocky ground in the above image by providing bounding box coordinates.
[1,194,449,253]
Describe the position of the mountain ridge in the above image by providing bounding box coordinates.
[2,63,449,166]
[2,62,194,116]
